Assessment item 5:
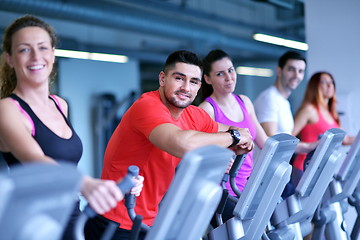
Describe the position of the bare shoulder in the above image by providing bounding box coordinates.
[0,97,11,105]
[0,97,28,132]
[239,94,255,111]
[238,94,252,105]
[198,100,211,109]
[0,97,18,113]
[295,103,318,124]
[198,101,214,118]
[300,103,317,115]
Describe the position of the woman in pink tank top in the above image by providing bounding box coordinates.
[198,50,268,225]
[292,71,354,171]
[199,50,268,193]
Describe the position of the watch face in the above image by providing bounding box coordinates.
[233,130,241,140]
[227,129,240,147]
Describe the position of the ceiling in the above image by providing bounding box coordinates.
[0,0,305,65]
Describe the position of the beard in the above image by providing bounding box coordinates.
[283,78,300,92]
[165,90,193,109]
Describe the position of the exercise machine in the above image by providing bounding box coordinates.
[123,145,233,240]
[74,165,139,240]
[0,162,83,240]
[268,128,346,240]
[310,130,360,240]
[349,185,360,239]
[213,154,247,227]
[145,145,233,240]
[208,133,299,240]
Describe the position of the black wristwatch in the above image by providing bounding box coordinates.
[226,129,241,148]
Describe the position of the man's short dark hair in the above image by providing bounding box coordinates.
[163,50,203,74]
[278,51,306,69]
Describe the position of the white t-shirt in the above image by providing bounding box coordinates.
[254,85,294,134]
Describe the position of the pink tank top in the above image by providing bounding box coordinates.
[293,106,339,170]
[205,94,256,194]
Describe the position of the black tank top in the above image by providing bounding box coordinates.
[1,94,83,167]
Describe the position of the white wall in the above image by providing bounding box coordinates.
[305,0,360,136]
[58,58,139,177]
[305,0,360,232]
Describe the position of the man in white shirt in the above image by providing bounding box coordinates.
[255,51,317,199]
[254,51,306,136]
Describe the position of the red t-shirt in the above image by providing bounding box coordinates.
[101,90,218,229]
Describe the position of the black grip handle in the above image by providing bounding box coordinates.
[127,165,139,177]
[222,173,230,182]
[125,166,140,213]
[118,165,139,194]
[84,165,139,218]
[229,154,246,178]
[84,204,98,218]
[117,175,135,195]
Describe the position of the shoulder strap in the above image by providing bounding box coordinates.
[9,97,36,136]
[205,97,220,122]
[49,95,64,114]
[234,94,244,104]
[234,94,248,114]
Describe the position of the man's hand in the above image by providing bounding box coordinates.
[130,175,144,197]
[225,157,235,174]
[228,127,254,155]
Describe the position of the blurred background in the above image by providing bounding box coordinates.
[0,0,359,179]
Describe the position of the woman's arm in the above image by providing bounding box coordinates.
[343,135,355,145]
[0,98,56,163]
[0,98,143,214]
[292,104,320,154]
[292,104,316,137]
[240,94,268,149]
[81,175,144,214]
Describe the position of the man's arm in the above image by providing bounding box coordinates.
[149,123,253,158]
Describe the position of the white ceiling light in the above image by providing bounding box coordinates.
[236,66,273,77]
[253,33,308,51]
[54,49,128,63]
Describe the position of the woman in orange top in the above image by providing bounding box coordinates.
[292,71,354,171]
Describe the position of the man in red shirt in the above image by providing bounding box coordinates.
[85,50,254,240]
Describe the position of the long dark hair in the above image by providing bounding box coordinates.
[201,49,231,101]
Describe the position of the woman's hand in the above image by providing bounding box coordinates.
[81,174,145,215]
[81,176,123,215]
[343,135,355,145]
